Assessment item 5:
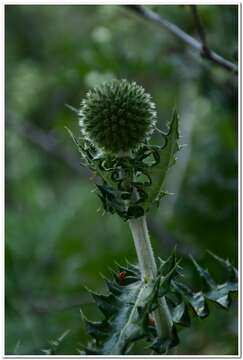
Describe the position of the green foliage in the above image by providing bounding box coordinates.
[79,79,157,154]
[81,253,178,355]
[5,4,237,355]
[81,251,237,355]
[83,272,159,354]
[68,109,179,219]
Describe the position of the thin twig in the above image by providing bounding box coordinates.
[190,5,210,56]
[124,5,238,74]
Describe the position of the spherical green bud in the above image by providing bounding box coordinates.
[79,79,157,154]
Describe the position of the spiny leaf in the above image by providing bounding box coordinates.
[148,324,179,354]
[143,110,179,210]
[102,280,158,354]
[68,111,179,218]
[82,261,174,355]
[207,250,238,283]
[158,246,177,276]
[91,291,119,318]
[190,255,237,309]
[82,253,237,355]
[102,276,123,295]
[83,319,111,340]
[172,281,209,318]
[158,256,182,297]
[172,302,191,327]
[65,127,97,169]
[190,255,216,288]
[41,329,70,355]
[205,275,237,309]
[206,286,232,309]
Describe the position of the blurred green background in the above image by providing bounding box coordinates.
[5,5,238,355]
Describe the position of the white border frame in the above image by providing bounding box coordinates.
[2,2,241,359]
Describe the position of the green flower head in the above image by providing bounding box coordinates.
[79,79,157,154]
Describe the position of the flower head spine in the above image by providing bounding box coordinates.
[78,79,157,154]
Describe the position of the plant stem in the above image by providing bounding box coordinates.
[128,216,156,279]
[128,215,173,339]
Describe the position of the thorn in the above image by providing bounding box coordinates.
[80,308,86,320]
[155,127,166,136]
[172,244,178,254]
[114,260,123,269]
[65,103,79,114]
[108,266,118,278]
[207,250,228,263]
[99,271,107,280]
[60,329,71,339]
[83,286,108,303]
[125,257,130,266]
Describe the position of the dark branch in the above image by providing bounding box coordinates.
[190,5,210,57]
[124,5,238,74]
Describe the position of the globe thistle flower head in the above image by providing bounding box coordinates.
[79,79,157,154]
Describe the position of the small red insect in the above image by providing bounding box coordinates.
[148,316,155,327]
[118,271,127,284]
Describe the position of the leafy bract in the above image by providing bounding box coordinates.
[67,110,179,219]
[143,110,179,210]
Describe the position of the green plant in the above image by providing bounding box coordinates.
[79,79,156,154]
[66,79,237,355]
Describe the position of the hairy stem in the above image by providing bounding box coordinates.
[128,216,173,339]
[128,216,156,279]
